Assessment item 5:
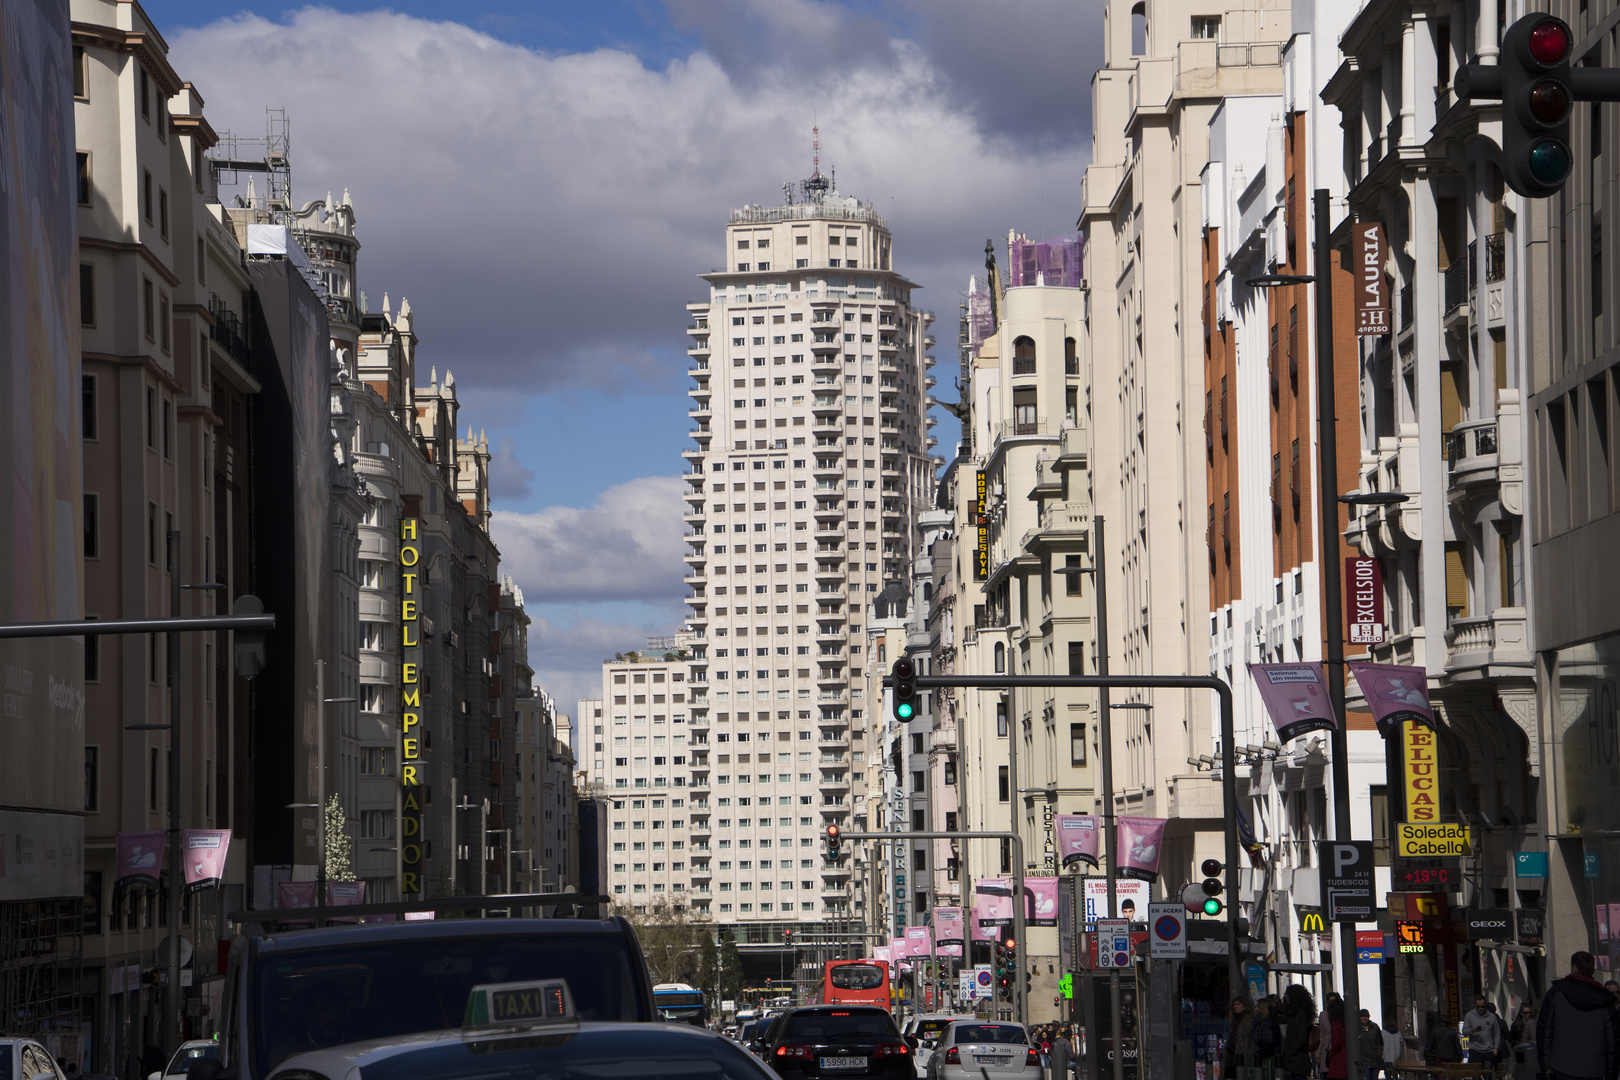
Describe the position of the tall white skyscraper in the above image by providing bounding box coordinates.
[675,154,938,928]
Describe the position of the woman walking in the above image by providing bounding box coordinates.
[1224,995,1258,1080]
[1279,985,1319,1080]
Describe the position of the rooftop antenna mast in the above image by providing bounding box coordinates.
[805,124,831,199]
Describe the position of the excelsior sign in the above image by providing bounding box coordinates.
[1396,822,1471,858]
[1346,557,1385,644]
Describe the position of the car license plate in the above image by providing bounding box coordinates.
[974,1056,1007,1065]
[819,1057,867,1070]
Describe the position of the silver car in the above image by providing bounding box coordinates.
[925,1021,1039,1080]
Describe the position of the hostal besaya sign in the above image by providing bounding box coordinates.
[399,513,426,896]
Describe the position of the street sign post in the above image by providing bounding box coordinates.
[1097,919,1131,969]
[1147,903,1186,959]
[1319,841,1376,922]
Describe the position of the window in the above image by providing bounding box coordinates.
[150,747,160,811]
[360,810,393,839]
[139,66,149,118]
[84,747,99,811]
[76,152,90,205]
[998,765,1009,802]
[198,237,206,284]
[361,747,392,776]
[1013,336,1036,375]
[159,188,169,239]
[143,170,153,222]
[1065,555,1082,596]
[944,760,956,785]
[1191,15,1221,39]
[143,279,154,341]
[994,641,1006,673]
[1068,640,1085,675]
[84,617,99,681]
[159,294,170,352]
[81,374,96,438]
[73,45,87,99]
[83,493,98,558]
[162,399,172,457]
[147,502,157,563]
[912,770,925,793]
[996,699,1008,737]
[1070,723,1087,766]
[79,263,95,327]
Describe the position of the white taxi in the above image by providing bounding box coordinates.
[923,1021,1039,1080]
[266,979,776,1080]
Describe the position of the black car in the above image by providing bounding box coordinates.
[761,1005,915,1080]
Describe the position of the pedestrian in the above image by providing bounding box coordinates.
[1508,1004,1535,1045]
[1253,996,1282,1070]
[1462,995,1499,1067]
[1224,994,1257,1080]
[1536,950,1618,1080]
[1381,1022,1405,1072]
[1279,985,1318,1080]
[1319,993,1343,1076]
[1607,980,1620,1006]
[1358,1009,1383,1080]
[1324,999,1348,1080]
[1485,1002,1510,1075]
[1422,1010,1463,1065]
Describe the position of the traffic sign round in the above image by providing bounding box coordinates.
[976,970,992,987]
[1113,951,1130,967]
[1154,915,1182,941]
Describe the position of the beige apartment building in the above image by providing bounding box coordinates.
[939,243,1093,1022]
[513,686,578,894]
[670,160,938,941]
[1079,0,1289,892]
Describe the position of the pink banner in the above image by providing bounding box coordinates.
[114,832,165,889]
[326,880,366,923]
[933,906,965,954]
[1026,877,1059,926]
[1349,662,1438,734]
[1248,662,1338,742]
[182,830,230,892]
[1056,815,1101,869]
[1117,817,1168,883]
[974,878,1015,928]
[905,925,933,956]
[889,935,908,959]
[276,881,319,908]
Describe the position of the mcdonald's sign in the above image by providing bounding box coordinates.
[1297,907,1326,934]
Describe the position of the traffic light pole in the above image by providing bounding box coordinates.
[1093,517,1124,1080]
[883,675,1243,997]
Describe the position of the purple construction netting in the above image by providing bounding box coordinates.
[964,286,995,358]
[1009,233,1082,288]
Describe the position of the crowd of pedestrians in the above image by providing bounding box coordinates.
[1206,949,1620,1080]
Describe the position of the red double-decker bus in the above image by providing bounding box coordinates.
[818,958,891,1010]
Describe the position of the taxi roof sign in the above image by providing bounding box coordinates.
[463,979,576,1030]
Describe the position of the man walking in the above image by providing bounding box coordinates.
[1462,995,1498,1070]
[1536,951,1618,1080]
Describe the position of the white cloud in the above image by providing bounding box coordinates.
[168,7,1090,401]
[490,475,687,605]
[525,608,688,726]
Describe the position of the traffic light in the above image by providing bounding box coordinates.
[825,824,841,860]
[891,658,917,721]
[1457,14,1576,197]
[1199,858,1225,917]
[233,594,267,677]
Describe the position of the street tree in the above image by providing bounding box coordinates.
[613,900,705,984]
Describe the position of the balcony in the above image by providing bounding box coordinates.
[1368,630,1427,670]
[1022,500,1090,552]
[1443,608,1530,674]
[1028,457,1062,499]
[1055,423,1087,468]
[1444,409,1517,504]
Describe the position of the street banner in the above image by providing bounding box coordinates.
[971,892,1000,940]
[1248,662,1338,742]
[1236,804,1266,866]
[1056,814,1101,869]
[182,829,231,892]
[1353,223,1392,336]
[974,877,1015,928]
[1346,557,1386,644]
[1026,877,1059,926]
[1117,817,1168,883]
[873,946,891,966]
[276,881,318,908]
[933,907,964,955]
[326,880,366,924]
[1084,877,1150,923]
[1349,662,1438,734]
[113,832,165,890]
[905,925,933,959]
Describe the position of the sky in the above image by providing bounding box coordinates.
[151,0,1102,714]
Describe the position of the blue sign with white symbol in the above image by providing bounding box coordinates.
[1515,851,1549,878]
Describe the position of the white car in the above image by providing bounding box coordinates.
[925,1021,1040,1080]
[903,1015,976,1077]
[149,1039,219,1080]
[0,1039,67,1080]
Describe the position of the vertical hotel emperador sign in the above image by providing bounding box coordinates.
[399,506,426,896]
[974,470,989,581]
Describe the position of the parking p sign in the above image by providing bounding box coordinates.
[1147,902,1187,959]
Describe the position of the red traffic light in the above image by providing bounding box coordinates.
[1004,938,1016,951]
[1200,858,1223,877]
[1528,18,1572,64]
[826,825,840,841]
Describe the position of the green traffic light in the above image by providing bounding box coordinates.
[896,701,914,719]
[1203,897,1223,916]
[1528,139,1572,184]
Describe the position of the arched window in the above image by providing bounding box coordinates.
[1013,336,1037,375]
[1131,2,1147,56]
[994,642,1006,673]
